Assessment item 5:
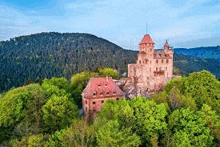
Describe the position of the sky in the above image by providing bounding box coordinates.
[0,0,220,50]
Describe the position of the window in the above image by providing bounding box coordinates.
[116,98,119,100]
[106,91,110,95]
[156,59,158,63]
[102,100,104,103]
[86,107,87,112]
[162,59,163,63]
[85,100,87,104]
[159,67,161,70]
[105,84,107,87]
[156,67,158,71]
[93,109,96,112]
[100,91,103,96]
[113,90,116,95]
[166,59,169,63]
[93,92,96,96]
[93,101,96,104]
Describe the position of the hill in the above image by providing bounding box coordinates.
[174,46,220,60]
[0,32,220,92]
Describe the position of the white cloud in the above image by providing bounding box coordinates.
[1,0,220,48]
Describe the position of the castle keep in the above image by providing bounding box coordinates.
[128,34,173,95]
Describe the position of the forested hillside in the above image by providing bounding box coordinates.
[0,32,137,92]
[175,46,220,60]
[1,32,220,92]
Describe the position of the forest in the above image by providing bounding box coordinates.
[1,32,220,93]
[0,68,219,147]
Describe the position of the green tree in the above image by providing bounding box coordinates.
[96,120,140,147]
[169,108,213,147]
[70,71,99,107]
[199,104,220,145]
[129,97,168,146]
[42,95,79,132]
[0,84,47,141]
[95,67,119,79]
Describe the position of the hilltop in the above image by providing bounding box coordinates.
[0,32,219,92]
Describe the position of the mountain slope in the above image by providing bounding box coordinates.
[0,32,219,92]
[174,46,220,60]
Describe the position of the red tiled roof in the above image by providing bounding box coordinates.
[139,34,154,44]
[82,77,125,99]
[154,52,172,59]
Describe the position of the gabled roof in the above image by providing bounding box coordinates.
[82,77,125,99]
[139,34,154,45]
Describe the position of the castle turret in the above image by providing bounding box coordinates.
[137,34,155,64]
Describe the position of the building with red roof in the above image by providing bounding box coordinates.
[128,34,173,95]
[82,77,125,121]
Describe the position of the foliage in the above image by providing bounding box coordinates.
[95,67,119,79]
[70,71,99,107]
[169,108,213,147]
[0,84,47,141]
[42,95,79,132]
[45,120,96,147]
[0,32,137,93]
[96,120,141,147]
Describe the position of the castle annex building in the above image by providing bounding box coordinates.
[128,34,173,95]
[82,77,125,121]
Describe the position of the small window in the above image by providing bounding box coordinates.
[113,90,116,95]
[98,84,101,87]
[100,91,103,96]
[86,107,87,112]
[93,101,96,104]
[156,67,158,71]
[159,67,161,70]
[93,109,96,112]
[139,60,141,64]
[156,59,158,63]
[116,98,119,100]
[105,84,107,87]
[93,92,96,96]
[106,91,110,95]
[166,59,169,63]
[102,100,104,103]
[85,100,87,104]
[162,59,163,63]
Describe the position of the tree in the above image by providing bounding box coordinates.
[94,67,119,79]
[199,104,220,145]
[169,108,213,146]
[42,95,79,132]
[70,71,99,107]
[129,97,168,146]
[96,120,140,147]
[0,84,47,141]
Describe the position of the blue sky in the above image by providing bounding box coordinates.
[1,0,220,50]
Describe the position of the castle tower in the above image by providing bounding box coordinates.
[128,34,174,96]
[137,34,155,64]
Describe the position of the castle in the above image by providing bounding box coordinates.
[82,34,174,120]
[128,34,173,95]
